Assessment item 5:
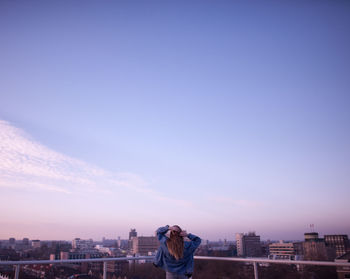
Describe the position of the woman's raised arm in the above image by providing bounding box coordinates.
[156,225,169,242]
[187,233,201,252]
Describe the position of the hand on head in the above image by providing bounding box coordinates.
[179,230,188,237]
[169,225,188,237]
[169,225,181,233]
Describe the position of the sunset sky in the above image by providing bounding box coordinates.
[1,0,349,241]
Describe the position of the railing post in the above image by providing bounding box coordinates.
[103,261,107,279]
[14,264,20,279]
[253,262,258,279]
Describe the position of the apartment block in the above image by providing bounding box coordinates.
[325,235,349,258]
[235,232,261,257]
[132,236,159,256]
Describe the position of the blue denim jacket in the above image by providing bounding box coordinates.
[154,225,201,275]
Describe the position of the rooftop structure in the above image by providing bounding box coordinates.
[304,232,321,242]
[129,229,137,240]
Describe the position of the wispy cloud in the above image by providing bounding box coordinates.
[0,120,110,193]
[0,120,190,207]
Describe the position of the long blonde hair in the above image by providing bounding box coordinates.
[166,225,184,260]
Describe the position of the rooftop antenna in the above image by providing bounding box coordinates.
[310,224,314,232]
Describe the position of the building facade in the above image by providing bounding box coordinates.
[129,229,137,240]
[236,233,244,256]
[131,236,159,256]
[325,235,349,258]
[31,240,41,249]
[235,232,261,257]
[72,238,94,250]
[269,241,295,260]
[303,232,328,261]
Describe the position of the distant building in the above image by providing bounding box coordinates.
[268,241,301,260]
[261,240,271,257]
[50,251,105,260]
[304,232,319,242]
[236,233,244,256]
[32,240,41,249]
[335,251,350,279]
[106,259,128,274]
[235,232,261,257]
[72,238,81,249]
[8,238,15,248]
[102,238,117,247]
[129,229,137,240]
[293,242,304,257]
[132,236,159,256]
[128,229,138,251]
[50,251,105,274]
[72,238,94,250]
[22,238,29,246]
[325,235,349,258]
[95,245,123,257]
[303,232,328,261]
[119,239,129,250]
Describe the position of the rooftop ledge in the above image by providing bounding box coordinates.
[1,256,350,279]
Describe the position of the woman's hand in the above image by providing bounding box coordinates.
[180,230,188,237]
[169,226,181,233]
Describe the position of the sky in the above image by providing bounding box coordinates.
[0,0,349,241]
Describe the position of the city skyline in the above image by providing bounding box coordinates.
[1,229,348,243]
[1,1,350,241]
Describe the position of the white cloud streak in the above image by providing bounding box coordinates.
[0,120,190,207]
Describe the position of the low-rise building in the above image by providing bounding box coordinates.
[72,238,94,250]
[269,241,296,260]
[31,240,41,249]
[131,236,159,256]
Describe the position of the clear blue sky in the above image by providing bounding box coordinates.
[0,0,349,241]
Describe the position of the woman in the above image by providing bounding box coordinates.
[154,225,201,279]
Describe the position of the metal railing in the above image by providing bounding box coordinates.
[1,255,350,279]
[0,256,154,279]
[195,256,350,278]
